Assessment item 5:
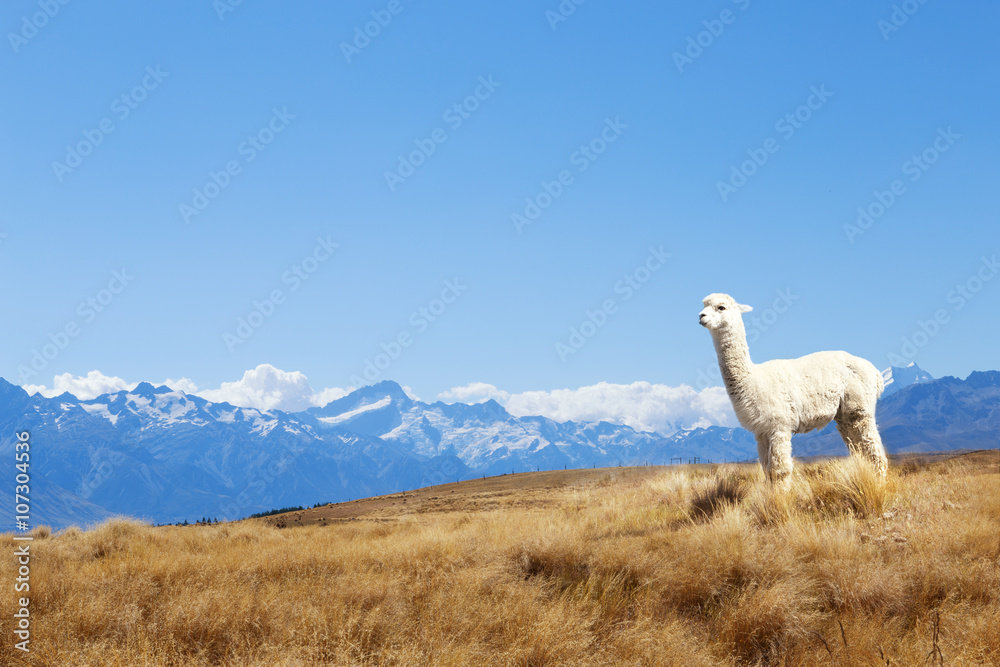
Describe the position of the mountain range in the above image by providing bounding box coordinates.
[2,362,997,531]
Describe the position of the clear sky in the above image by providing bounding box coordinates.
[2,1,997,426]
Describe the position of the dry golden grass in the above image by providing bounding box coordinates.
[2,452,999,666]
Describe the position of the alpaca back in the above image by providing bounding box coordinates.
[753,351,878,434]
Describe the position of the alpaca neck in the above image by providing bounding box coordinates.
[712,327,758,420]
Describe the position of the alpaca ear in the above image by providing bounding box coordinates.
[738,303,753,313]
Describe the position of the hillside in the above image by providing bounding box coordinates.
[3,452,998,666]
[248,451,962,528]
[255,466,675,528]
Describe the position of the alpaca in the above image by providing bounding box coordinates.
[698,293,887,489]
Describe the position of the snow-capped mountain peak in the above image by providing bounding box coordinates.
[882,362,934,396]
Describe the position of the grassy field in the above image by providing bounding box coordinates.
[3,451,999,666]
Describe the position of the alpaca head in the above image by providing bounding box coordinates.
[699,293,753,334]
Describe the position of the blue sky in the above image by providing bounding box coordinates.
[1,0,997,425]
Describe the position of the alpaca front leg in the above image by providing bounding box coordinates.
[755,433,771,477]
[768,433,794,491]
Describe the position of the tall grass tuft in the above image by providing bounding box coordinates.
[689,466,756,520]
[808,457,898,518]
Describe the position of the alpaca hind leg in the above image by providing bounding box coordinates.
[835,414,864,457]
[857,414,888,477]
[836,413,887,478]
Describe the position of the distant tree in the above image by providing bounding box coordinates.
[248,505,305,520]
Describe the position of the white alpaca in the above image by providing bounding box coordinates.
[698,293,887,488]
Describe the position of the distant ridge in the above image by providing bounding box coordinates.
[795,369,999,456]
[0,378,745,530]
[2,366,996,530]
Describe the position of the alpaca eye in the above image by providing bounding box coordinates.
[718,305,726,311]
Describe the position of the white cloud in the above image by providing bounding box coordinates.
[197,364,353,413]
[197,365,313,412]
[437,381,736,435]
[24,370,201,400]
[437,381,508,404]
[309,385,353,407]
[24,370,134,400]
[162,377,200,394]
[22,364,352,413]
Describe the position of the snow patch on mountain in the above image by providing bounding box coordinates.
[81,403,118,425]
[319,396,391,425]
